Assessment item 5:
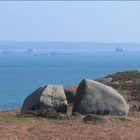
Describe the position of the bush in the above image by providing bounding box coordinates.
[20,108,70,120]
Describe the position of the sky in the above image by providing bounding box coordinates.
[0,1,140,43]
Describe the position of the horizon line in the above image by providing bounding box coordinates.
[0,40,140,44]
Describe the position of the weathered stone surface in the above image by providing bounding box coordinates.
[73,79,129,116]
[21,85,68,113]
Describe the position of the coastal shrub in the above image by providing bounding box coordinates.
[21,108,59,119]
[83,114,131,125]
[106,70,140,82]
[20,108,70,120]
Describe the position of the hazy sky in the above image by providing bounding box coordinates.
[0,1,140,43]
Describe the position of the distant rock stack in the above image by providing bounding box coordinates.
[115,47,126,52]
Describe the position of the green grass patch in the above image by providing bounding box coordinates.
[0,114,43,122]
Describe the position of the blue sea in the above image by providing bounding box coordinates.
[0,52,140,110]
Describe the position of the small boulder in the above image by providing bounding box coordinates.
[21,85,68,113]
[73,79,129,116]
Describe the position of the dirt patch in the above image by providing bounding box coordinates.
[0,109,140,140]
[0,109,20,116]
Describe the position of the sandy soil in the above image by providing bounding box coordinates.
[0,109,140,140]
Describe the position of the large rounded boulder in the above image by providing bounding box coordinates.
[21,85,68,113]
[73,79,129,116]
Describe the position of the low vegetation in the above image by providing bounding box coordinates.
[96,70,140,111]
[83,114,131,125]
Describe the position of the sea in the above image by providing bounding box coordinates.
[0,51,140,110]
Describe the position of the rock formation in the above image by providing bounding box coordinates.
[21,85,68,113]
[73,79,129,116]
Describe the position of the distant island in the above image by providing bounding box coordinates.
[115,47,126,52]
[0,41,140,54]
[27,49,74,56]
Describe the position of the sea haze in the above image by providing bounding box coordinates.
[0,42,140,110]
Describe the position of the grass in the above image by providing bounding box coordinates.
[0,107,74,123]
[21,108,71,120]
[0,114,43,122]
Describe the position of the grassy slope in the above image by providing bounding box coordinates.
[96,70,140,111]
